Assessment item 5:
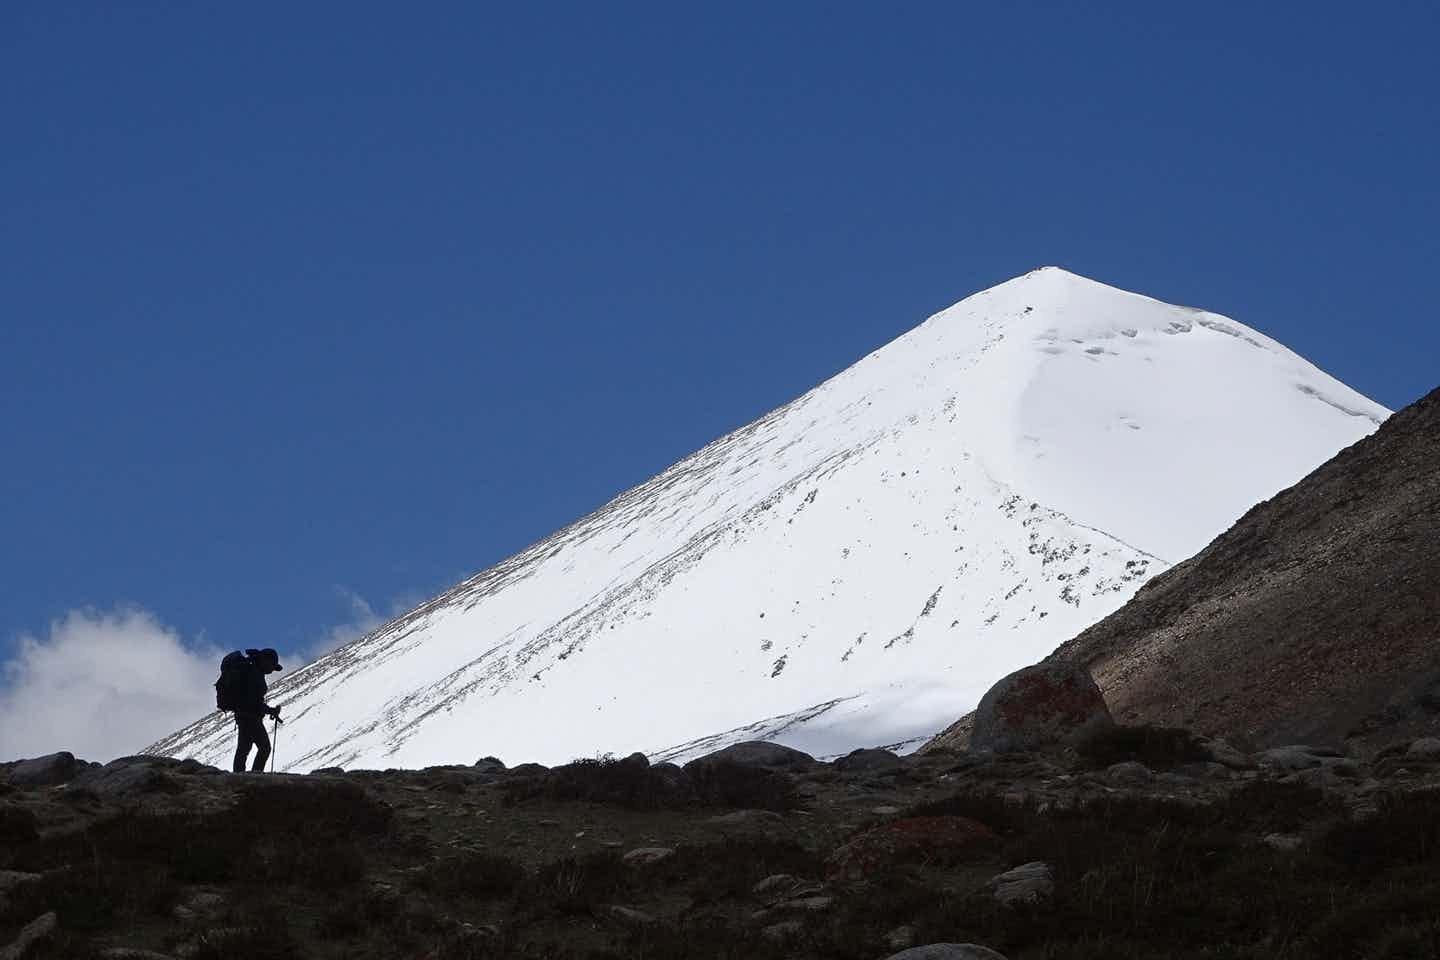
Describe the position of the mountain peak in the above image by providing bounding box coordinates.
[148,272,1389,771]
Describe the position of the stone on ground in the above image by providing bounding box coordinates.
[990,861,1054,906]
[69,757,179,799]
[5,753,80,788]
[1106,761,1152,784]
[605,905,655,925]
[882,945,1009,960]
[751,874,800,897]
[622,846,675,866]
[1258,747,1324,771]
[1200,738,1255,769]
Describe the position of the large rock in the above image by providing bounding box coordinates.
[990,861,1054,907]
[1258,746,1327,772]
[473,756,507,775]
[970,662,1113,754]
[69,756,183,799]
[835,748,905,775]
[882,945,1009,960]
[683,741,815,771]
[5,752,80,788]
[1200,738,1255,770]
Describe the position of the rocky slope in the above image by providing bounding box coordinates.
[930,385,1438,754]
[4,724,1440,959]
[1050,384,1439,749]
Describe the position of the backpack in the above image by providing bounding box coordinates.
[215,651,253,711]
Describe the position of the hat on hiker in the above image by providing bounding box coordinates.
[257,648,283,671]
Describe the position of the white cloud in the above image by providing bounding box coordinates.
[1,587,429,765]
[0,608,222,764]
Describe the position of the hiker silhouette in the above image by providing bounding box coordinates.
[221,648,284,773]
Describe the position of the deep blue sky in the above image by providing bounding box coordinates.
[4,2,1437,664]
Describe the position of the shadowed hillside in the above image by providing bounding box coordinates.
[1042,385,1439,749]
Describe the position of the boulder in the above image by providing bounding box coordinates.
[173,759,219,776]
[882,945,1009,960]
[651,761,686,786]
[605,905,656,926]
[5,752,80,788]
[990,861,1053,907]
[1406,737,1440,760]
[751,874,801,897]
[473,756,507,774]
[1200,738,1256,770]
[683,741,815,772]
[69,757,181,799]
[1258,747,1324,772]
[970,663,1113,754]
[1106,761,1152,785]
[622,846,675,866]
[1260,833,1303,852]
[835,748,905,775]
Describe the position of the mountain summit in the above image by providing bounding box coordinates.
[149,269,1388,770]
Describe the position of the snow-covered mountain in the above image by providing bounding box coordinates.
[148,268,1389,770]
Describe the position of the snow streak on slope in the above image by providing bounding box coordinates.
[148,268,1388,769]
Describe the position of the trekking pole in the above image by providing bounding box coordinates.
[271,716,279,773]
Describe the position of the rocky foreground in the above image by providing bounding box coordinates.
[4,697,1440,960]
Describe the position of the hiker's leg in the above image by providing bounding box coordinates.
[233,717,255,773]
[250,721,272,772]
